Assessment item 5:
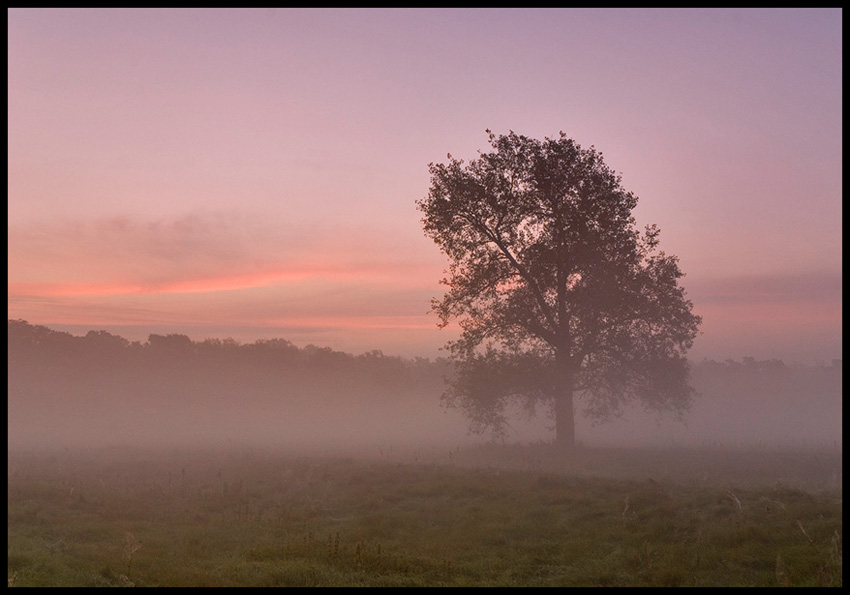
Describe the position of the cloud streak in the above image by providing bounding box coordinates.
[8,211,445,297]
[7,210,453,355]
[684,271,841,363]
[686,272,841,306]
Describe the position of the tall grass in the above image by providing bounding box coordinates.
[7,445,842,587]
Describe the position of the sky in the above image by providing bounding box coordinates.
[8,8,842,364]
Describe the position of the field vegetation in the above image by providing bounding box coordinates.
[7,445,842,587]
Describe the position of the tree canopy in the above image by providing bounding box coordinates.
[417,130,702,446]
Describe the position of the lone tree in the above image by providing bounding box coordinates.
[417,130,702,448]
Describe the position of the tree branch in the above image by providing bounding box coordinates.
[481,226,559,336]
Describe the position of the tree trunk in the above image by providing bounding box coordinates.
[554,390,575,448]
[553,355,576,449]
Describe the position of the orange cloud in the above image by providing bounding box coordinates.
[8,212,447,298]
[8,264,434,298]
[6,211,455,356]
[262,315,440,330]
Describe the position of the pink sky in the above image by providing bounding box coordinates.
[8,8,842,363]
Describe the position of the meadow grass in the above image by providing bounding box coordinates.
[7,445,842,587]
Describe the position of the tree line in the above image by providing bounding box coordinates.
[9,318,839,413]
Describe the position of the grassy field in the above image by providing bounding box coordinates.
[7,444,842,587]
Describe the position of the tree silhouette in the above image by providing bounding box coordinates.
[417,130,702,448]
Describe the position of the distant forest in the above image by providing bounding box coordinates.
[7,320,843,450]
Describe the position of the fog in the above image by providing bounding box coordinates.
[7,321,842,456]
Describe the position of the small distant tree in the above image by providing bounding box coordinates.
[416,130,702,448]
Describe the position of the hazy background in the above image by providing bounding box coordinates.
[8,8,842,366]
[7,321,842,453]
